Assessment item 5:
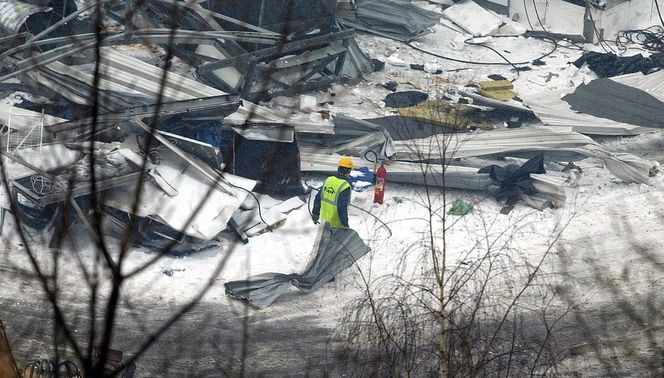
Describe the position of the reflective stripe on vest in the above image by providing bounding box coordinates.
[320,176,350,228]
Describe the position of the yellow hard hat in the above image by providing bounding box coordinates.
[338,157,354,169]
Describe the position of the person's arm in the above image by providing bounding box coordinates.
[337,187,351,228]
[312,188,322,223]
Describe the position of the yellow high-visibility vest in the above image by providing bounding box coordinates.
[320,176,350,228]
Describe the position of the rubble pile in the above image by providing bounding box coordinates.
[0,0,658,253]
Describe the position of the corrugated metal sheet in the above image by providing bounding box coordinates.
[524,71,664,136]
[225,222,371,308]
[391,127,653,184]
[0,0,50,34]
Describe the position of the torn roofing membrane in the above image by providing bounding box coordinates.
[521,71,664,136]
[562,79,664,129]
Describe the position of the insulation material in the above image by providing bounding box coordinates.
[479,153,546,203]
[442,0,502,37]
[397,101,494,129]
[478,79,516,101]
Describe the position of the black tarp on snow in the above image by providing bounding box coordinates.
[225,222,371,308]
[562,79,664,129]
[572,52,664,78]
[478,153,545,203]
[384,91,429,108]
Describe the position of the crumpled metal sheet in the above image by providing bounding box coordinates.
[337,0,440,41]
[225,222,371,308]
[0,0,50,35]
[331,36,374,78]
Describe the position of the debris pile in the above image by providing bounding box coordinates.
[0,0,658,258]
[0,0,375,251]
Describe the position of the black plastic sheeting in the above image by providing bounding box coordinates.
[211,0,336,35]
[221,131,305,195]
[572,52,664,78]
[562,79,664,129]
[384,91,429,108]
[225,222,371,308]
[478,153,545,203]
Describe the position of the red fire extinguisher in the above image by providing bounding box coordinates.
[374,162,387,204]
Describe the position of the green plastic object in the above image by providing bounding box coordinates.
[448,199,473,216]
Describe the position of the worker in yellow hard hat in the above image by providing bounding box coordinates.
[312,157,353,228]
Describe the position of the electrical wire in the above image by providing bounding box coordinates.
[524,0,615,53]
[23,359,81,378]
[225,179,273,232]
[363,150,378,163]
[463,37,520,72]
[656,0,664,28]
[585,1,616,53]
[349,0,558,69]
[531,0,549,34]
[406,35,558,68]
[350,202,392,237]
[616,26,664,52]
[523,0,535,30]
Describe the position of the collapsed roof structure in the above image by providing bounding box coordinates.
[0,0,659,255]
